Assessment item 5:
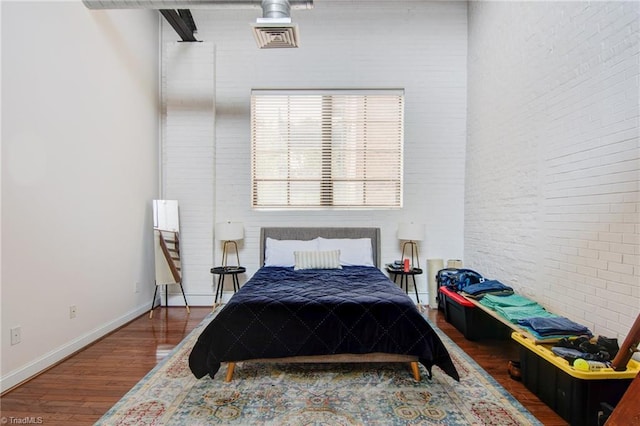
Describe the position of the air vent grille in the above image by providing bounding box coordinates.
[251,22,299,48]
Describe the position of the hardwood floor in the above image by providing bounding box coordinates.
[425,308,568,425]
[0,306,567,425]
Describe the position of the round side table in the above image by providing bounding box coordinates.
[211,266,246,305]
[386,266,422,303]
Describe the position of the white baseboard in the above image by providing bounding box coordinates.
[0,304,150,393]
[160,288,239,307]
[163,292,218,307]
[407,292,429,305]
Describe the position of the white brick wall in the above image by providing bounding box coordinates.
[162,42,216,303]
[161,1,468,303]
[466,2,639,340]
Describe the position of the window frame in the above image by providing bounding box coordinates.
[250,89,404,210]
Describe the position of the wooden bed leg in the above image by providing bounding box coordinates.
[225,362,235,382]
[410,362,420,381]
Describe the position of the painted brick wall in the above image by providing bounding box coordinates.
[466,1,639,339]
[161,1,468,303]
[162,42,215,303]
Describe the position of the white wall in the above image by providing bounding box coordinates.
[161,41,216,306]
[466,1,639,341]
[162,1,468,304]
[1,1,159,391]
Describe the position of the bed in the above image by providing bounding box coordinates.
[188,227,459,382]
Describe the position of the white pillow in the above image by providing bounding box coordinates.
[317,237,374,267]
[294,250,342,270]
[264,237,319,267]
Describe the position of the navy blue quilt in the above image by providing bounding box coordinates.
[189,266,459,381]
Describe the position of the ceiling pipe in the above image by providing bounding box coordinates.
[82,0,312,10]
[82,0,313,48]
[261,0,290,19]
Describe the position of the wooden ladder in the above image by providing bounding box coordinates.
[149,230,190,318]
[605,312,640,425]
[158,231,181,283]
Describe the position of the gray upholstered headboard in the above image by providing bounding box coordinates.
[259,227,381,268]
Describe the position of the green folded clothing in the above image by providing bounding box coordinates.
[479,293,539,310]
[494,305,557,323]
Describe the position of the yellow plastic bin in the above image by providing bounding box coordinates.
[512,332,638,426]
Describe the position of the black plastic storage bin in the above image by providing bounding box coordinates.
[514,333,635,426]
[438,286,511,341]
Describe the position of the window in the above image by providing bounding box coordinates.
[251,89,404,209]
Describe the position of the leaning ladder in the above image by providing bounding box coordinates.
[149,230,190,318]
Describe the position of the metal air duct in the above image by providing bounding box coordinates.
[83,0,312,48]
[251,0,301,49]
[82,1,312,11]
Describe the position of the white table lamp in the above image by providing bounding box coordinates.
[215,221,244,267]
[397,222,425,269]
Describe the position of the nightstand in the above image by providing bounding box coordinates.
[211,266,246,305]
[386,265,422,303]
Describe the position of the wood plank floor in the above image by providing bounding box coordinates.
[0,306,567,425]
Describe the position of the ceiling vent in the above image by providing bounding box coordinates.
[251,0,299,49]
[252,18,299,48]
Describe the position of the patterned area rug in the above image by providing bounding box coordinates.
[97,309,541,425]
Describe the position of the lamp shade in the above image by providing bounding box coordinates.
[397,222,425,241]
[215,222,244,241]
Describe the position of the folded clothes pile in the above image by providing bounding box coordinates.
[457,270,595,341]
[495,306,557,323]
[478,293,539,309]
[478,293,552,322]
[461,280,514,298]
[518,316,593,339]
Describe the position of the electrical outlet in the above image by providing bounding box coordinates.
[10,326,21,345]
[69,305,77,319]
[134,281,140,293]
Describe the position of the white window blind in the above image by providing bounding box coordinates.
[251,89,404,209]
